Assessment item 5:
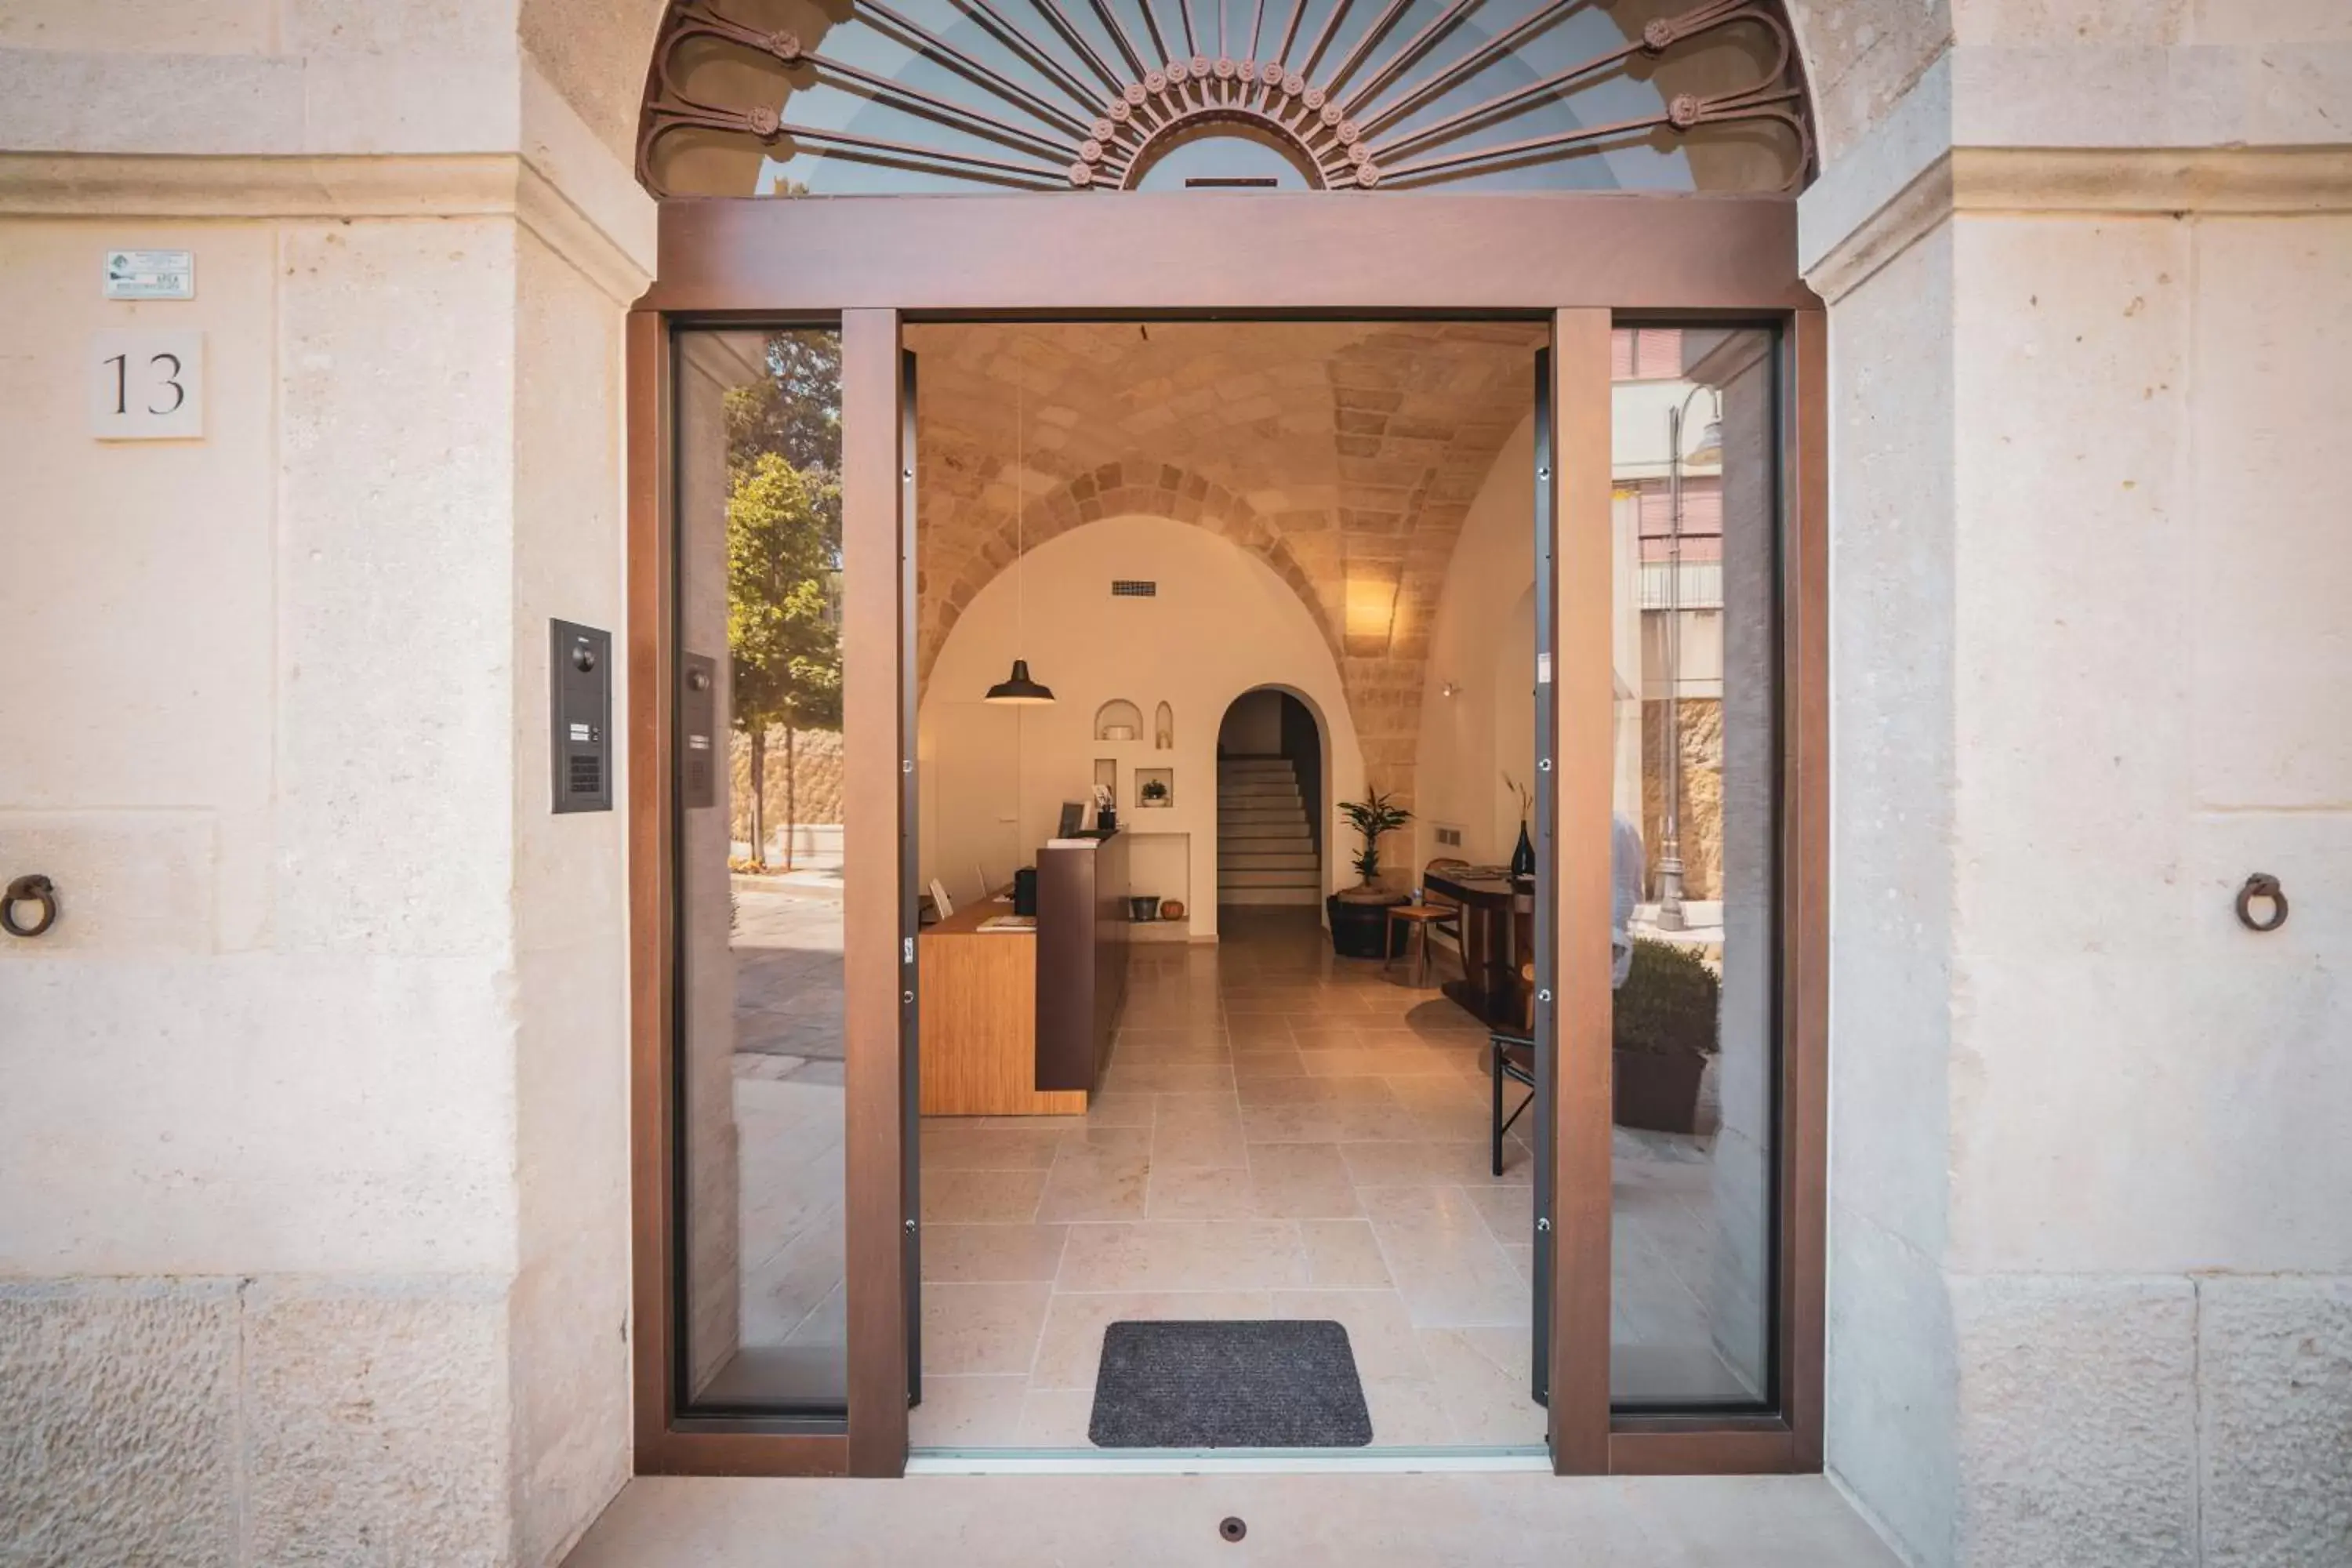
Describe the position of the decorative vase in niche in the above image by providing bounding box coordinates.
[1511,821,1536,880]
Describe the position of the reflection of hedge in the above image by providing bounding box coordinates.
[1613,938,1721,1058]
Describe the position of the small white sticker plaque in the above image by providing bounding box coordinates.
[90,330,205,441]
[103,249,196,301]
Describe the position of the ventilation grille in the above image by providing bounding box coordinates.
[1111,580,1157,598]
[568,754,603,797]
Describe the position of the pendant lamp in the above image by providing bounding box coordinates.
[984,376,1054,705]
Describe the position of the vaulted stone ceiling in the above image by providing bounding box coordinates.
[908,320,1545,804]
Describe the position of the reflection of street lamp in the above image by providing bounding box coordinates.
[1657,385,1722,931]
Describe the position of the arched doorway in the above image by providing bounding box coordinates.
[1214,685,1328,913]
[624,0,1828,1484]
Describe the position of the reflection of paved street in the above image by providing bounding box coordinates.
[735,880,844,1061]
[733,882,847,1365]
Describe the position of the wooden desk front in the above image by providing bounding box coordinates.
[917,900,1087,1117]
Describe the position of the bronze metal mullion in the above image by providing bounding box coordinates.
[1547,308,1614,1476]
[842,308,910,1477]
[1781,308,1830,1472]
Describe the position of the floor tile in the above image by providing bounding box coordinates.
[1364,1186,1533,1328]
[1341,1139,1531,1189]
[1034,1140,1152,1222]
[921,1168,1047,1224]
[1300,1218,1396,1288]
[1273,1289,1432,1379]
[1055,1220,1310,1292]
[1246,1142,1362,1218]
[1029,1290,1279,1388]
[1144,1163,1256,1220]
[921,1223,1071,1283]
[920,1127,1069,1170]
[1417,1326,1549,1444]
[921,1281,1052,1375]
[908,1374,1029,1446]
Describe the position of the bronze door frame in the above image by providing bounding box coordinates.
[626,191,1828,1479]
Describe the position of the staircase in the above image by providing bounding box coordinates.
[1217,754,1322,906]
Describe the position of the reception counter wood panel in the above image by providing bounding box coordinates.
[916,902,1083,1117]
[917,833,1127,1117]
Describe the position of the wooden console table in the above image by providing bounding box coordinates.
[1424,866,1534,1032]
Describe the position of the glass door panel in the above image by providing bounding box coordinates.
[672,326,851,1415]
[1603,325,1780,1410]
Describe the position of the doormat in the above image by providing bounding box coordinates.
[1087,1319,1373,1448]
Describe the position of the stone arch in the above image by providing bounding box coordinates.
[918,457,1339,695]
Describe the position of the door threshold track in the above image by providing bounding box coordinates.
[907,1447,1553,1475]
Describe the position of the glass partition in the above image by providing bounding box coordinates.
[1606,325,1777,1409]
[674,327,851,1414]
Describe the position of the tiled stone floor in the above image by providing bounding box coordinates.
[913,907,1548,1449]
[722,898,1751,1426]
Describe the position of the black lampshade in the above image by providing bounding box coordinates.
[984,658,1055,705]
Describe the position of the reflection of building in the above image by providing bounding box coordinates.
[1612,328,1726,913]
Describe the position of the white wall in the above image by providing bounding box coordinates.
[921,515,1363,938]
[1415,414,1538,870]
[0,5,654,1561]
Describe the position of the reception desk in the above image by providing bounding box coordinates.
[918,832,1128,1116]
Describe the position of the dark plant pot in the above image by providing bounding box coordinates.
[1612,1047,1707,1134]
[1327,893,1408,959]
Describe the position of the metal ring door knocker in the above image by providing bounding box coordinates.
[2,874,59,938]
[2234,873,2288,934]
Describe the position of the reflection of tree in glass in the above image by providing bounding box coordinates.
[726,332,840,474]
[727,332,843,871]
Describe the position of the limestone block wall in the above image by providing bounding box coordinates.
[1802,6,2352,1563]
[0,4,656,1563]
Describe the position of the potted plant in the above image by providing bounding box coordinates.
[1327,789,1412,958]
[1610,937,1720,1133]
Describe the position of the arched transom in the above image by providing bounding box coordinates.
[640,0,1813,196]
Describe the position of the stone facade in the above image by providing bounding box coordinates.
[2,3,2348,1566]
[1797,5,2352,1563]
[0,3,659,1564]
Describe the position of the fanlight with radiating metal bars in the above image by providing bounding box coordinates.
[639,0,1812,196]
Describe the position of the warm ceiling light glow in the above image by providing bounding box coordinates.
[1344,575,1400,655]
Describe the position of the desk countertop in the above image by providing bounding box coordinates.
[925,897,1031,938]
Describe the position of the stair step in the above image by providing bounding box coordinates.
[1219,886,1323,906]
[1221,852,1317,870]
[1218,868,1321,888]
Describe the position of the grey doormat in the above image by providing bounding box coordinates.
[1088,1320,1374,1448]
